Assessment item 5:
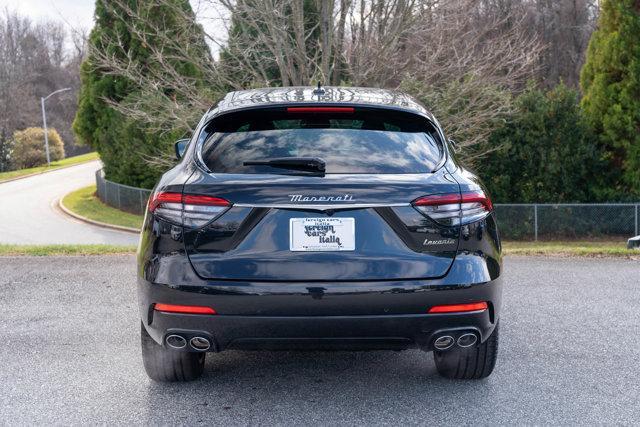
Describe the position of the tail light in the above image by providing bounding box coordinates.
[148,191,231,227]
[413,190,492,226]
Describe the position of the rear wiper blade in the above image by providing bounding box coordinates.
[243,157,326,173]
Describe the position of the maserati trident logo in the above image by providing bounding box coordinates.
[289,194,354,203]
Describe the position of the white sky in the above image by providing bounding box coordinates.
[0,0,229,55]
[1,0,96,30]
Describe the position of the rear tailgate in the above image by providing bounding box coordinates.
[181,106,461,282]
[183,171,461,281]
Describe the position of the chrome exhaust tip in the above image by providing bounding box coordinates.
[457,333,478,348]
[166,334,187,349]
[189,336,211,351]
[433,335,455,351]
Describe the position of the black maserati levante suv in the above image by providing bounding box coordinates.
[137,86,502,382]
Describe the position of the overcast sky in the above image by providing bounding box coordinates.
[1,0,95,30]
[0,0,228,54]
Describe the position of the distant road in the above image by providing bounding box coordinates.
[0,160,139,245]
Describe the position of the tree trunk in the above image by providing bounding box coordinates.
[319,0,335,83]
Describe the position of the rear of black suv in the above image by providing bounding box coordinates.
[137,87,502,382]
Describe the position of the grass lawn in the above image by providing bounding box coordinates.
[61,185,144,230]
[0,244,136,256]
[503,240,637,257]
[0,152,99,183]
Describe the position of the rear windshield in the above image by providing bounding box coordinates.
[200,108,443,174]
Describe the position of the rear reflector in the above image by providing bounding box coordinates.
[428,302,488,314]
[148,191,231,227]
[154,303,217,315]
[413,190,493,226]
[287,107,354,113]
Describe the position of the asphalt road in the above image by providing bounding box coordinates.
[0,161,138,245]
[0,256,638,425]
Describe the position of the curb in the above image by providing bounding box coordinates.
[57,196,140,234]
[0,158,99,184]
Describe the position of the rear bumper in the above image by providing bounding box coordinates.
[138,270,502,352]
[147,309,496,352]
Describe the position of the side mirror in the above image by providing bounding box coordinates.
[174,139,189,160]
[448,138,459,153]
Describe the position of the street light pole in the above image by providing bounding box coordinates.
[41,87,71,166]
[40,97,50,165]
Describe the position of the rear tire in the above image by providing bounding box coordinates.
[140,323,205,382]
[433,323,499,379]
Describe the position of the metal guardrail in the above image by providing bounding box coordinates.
[95,169,639,240]
[95,169,151,215]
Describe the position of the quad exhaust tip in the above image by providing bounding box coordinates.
[166,334,211,351]
[433,332,479,351]
[434,335,455,350]
[166,334,187,349]
[457,333,478,348]
[189,336,211,351]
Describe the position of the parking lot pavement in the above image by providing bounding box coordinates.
[0,255,638,425]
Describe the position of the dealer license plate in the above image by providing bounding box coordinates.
[289,217,355,251]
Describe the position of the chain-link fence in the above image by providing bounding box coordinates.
[95,169,639,240]
[95,169,151,215]
[495,204,639,240]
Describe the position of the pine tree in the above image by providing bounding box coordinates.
[482,85,606,203]
[73,0,208,188]
[580,0,640,196]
